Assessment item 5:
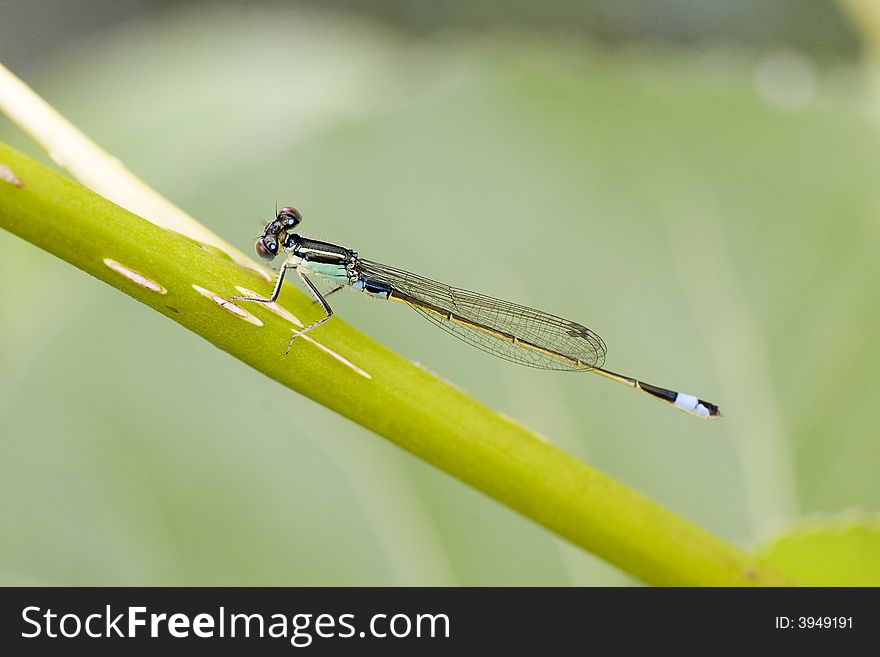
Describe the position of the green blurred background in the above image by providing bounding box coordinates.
[1,1,878,585]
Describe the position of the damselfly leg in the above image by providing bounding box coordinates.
[229,259,294,305]
[285,271,334,354]
[312,285,344,304]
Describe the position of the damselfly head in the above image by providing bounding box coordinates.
[255,206,302,260]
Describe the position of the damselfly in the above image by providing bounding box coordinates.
[230,207,721,419]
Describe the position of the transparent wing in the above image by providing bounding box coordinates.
[357,259,607,371]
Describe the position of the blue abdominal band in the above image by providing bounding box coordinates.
[354,278,391,299]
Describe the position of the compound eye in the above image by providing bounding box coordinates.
[255,238,277,260]
[278,206,302,229]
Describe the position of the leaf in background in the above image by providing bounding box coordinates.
[756,515,880,585]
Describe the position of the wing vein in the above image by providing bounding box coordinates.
[356,259,607,371]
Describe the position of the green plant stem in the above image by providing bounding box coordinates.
[0,141,797,586]
[0,62,260,275]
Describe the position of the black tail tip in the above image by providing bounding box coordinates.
[702,400,722,419]
[637,381,722,419]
